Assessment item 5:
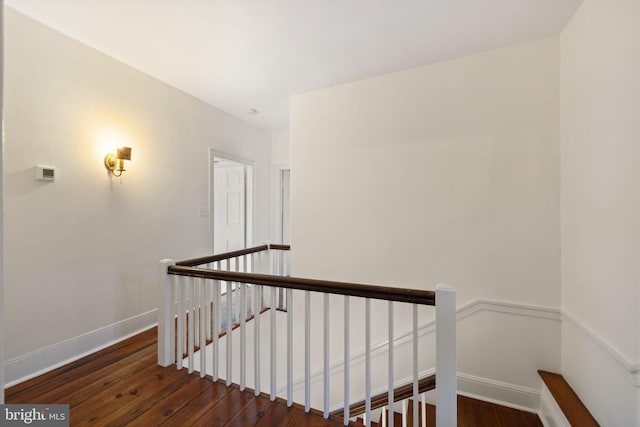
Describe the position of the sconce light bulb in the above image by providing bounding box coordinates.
[104,146,132,177]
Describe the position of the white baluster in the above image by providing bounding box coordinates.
[421,393,427,427]
[187,277,194,374]
[254,282,261,396]
[305,290,310,412]
[157,259,175,367]
[176,276,185,370]
[286,250,291,277]
[413,304,418,427]
[240,282,247,390]
[388,301,395,427]
[199,278,206,378]
[436,284,457,427]
[194,280,199,353]
[365,298,371,427]
[381,406,387,427]
[235,259,242,328]
[268,244,274,275]
[270,286,276,401]
[205,263,212,341]
[258,248,265,274]
[212,279,220,381]
[287,288,293,406]
[402,399,408,427]
[226,280,232,386]
[343,295,350,425]
[324,293,330,418]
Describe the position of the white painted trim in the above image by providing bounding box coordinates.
[271,164,289,244]
[458,299,560,321]
[562,308,640,387]
[4,309,157,387]
[538,379,571,427]
[457,373,540,413]
[0,1,4,403]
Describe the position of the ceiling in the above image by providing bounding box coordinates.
[5,0,582,131]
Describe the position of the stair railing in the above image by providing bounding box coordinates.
[158,244,456,427]
[333,375,435,426]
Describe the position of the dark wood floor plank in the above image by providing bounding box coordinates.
[493,403,543,427]
[5,327,156,402]
[18,345,158,406]
[459,395,501,427]
[159,381,231,426]
[254,400,299,427]
[427,404,436,426]
[126,373,213,426]
[225,389,278,427]
[70,364,189,426]
[286,408,329,427]
[190,386,254,426]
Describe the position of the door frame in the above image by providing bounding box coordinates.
[209,149,255,254]
[272,166,291,245]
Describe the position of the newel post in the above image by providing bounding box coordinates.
[158,259,176,367]
[436,284,457,427]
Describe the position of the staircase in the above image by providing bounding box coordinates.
[333,375,435,426]
[158,244,458,426]
[538,370,599,426]
[355,399,434,427]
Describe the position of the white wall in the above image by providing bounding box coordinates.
[3,8,271,384]
[271,130,290,243]
[560,0,640,425]
[1,0,5,403]
[291,36,561,408]
[271,130,290,169]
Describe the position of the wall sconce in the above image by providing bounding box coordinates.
[104,147,132,177]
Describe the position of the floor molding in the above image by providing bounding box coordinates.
[4,309,157,387]
[457,372,540,413]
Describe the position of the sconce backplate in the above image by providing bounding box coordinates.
[104,153,117,171]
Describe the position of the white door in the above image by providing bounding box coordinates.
[213,161,246,253]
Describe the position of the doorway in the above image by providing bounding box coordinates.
[211,152,253,254]
[281,169,291,245]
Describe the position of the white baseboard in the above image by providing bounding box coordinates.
[4,309,158,387]
[457,372,540,413]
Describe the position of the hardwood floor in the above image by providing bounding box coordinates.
[6,327,542,426]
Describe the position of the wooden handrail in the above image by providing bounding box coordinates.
[269,244,291,251]
[176,244,290,267]
[168,265,435,306]
[331,374,436,418]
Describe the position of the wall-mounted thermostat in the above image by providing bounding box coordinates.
[35,165,56,182]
